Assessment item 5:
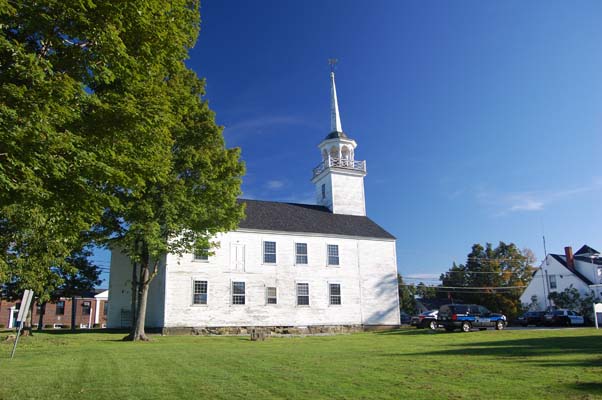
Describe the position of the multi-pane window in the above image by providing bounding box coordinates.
[193,249,209,261]
[296,243,308,264]
[82,301,91,315]
[103,302,109,315]
[549,274,557,289]
[297,283,309,306]
[329,283,341,305]
[232,282,246,305]
[56,301,65,315]
[264,241,276,263]
[327,244,339,265]
[321,184,326,199]
[266,287,277,304]
[193,280,208,305]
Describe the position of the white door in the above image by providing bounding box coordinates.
[231,243,245,272]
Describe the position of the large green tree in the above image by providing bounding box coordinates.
[440,242,535,319]
[1,2,243,341]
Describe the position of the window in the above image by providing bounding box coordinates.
[296,243,308,264]
[193,280,208,305]
[232,282,246,305]
[193,249,209,261]
[598,267,602,284]
[103,302,109,315]
[327,244,339,265]
[297,283,309,306]
[266,287,277,304]
[321,184,326,199]
[36,303,44,314]
[82,301,91,315]
[264,241,276,264]
[56,301,65,315]
[549,274,557,289]
[329,283,341,305]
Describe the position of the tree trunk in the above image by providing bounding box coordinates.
[131,263,151,341]
[71,296,77,331]
[130,262,138,329]
[25,300,34,336]
[37,302,45,331]
[123,241,159,342]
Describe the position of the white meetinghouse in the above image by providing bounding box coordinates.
[107,67,401,334]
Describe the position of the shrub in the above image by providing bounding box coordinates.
[0,324,5,329]
[62,325,71,329]
[44,324,54,329]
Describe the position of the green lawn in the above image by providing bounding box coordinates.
[1,328,601,399]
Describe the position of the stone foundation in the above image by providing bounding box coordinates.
[161,324,399,336]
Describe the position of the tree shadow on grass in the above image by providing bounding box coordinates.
[567,383,602,395]
[387,335,602,368]
[39,328,130,335]
[377,328,441,336]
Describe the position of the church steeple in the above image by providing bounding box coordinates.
[311,61,367,216]
[330,70,343,134]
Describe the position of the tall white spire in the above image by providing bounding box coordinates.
[330,67,343,133]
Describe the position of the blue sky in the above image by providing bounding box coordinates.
[94,1,602,285]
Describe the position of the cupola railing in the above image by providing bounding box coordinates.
[312,157,366,179]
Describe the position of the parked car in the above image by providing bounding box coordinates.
[411,310,439,329]
[516,311,546,327]
[400,311,412,325]
[438,304,506,332]
[543,309,585,326]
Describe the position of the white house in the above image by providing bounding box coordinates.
[520,245,602,310]
[107,70,400,333]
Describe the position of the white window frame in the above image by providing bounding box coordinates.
[328,282,342,306]
[296,282,310,307]
[263,240,277,264]
[192,280,208,306]
[327,244,340,266]
[295,242,308,265]
[266,286,277,305]
[192,249,209,262]
[232,281,246,305]
[549,274,557,290]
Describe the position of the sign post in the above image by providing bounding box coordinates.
[594,303,602,330]
[10,289,34,359]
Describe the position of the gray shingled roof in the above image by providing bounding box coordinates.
[575,245,599,256]
[324,131,349,140]
[237,199,395,239]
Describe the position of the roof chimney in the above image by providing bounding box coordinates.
[564,246,574,269]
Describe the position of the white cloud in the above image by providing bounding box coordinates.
[477,179,602,216]
[404,273,441,281]
[223,115,318,141]
[265,180,285,190]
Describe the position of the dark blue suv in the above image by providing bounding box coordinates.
[438,304,506,332]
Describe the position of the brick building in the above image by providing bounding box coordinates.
[0,289,108,329]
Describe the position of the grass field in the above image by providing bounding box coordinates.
[1,328,601,399]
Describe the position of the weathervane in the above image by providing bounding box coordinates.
[328,58,338,73]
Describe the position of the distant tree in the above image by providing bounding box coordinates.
[548,285,601,322]
[5,246,100,332]
[397,275,417,315]
[416,282,437,300]
[440,242,535,319]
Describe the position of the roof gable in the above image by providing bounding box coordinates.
[237,199,395,240]
[549,254,594,285]
[574,245,599,256]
